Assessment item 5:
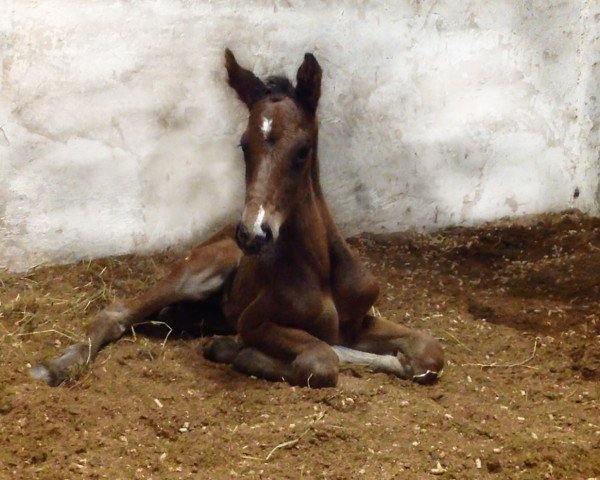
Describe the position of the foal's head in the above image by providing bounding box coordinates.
[225,49,322,255]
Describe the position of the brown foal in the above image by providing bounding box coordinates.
[31,50,444,388]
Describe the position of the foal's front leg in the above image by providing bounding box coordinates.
[328,238,443,384]
[31,237,241,386]
[343,315,444,384]
[228,294,339,388]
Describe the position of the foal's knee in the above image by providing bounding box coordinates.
[411,333,444,385]
[291,345,339,388]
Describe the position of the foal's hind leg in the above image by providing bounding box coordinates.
[30,233,242,386]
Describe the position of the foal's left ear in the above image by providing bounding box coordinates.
[295,53,322,116]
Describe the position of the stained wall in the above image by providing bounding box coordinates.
[1,1,599,270]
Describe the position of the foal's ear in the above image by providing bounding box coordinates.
[295,53,322,116]
[224,49,268,109]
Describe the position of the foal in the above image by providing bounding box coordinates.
[31,50,444,388]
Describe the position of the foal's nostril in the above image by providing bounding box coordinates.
[236,221,274,254]
[261,223,273,243]
[236,223,250,245]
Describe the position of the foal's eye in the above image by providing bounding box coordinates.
[292,145,310,167]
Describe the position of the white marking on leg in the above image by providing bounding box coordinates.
[103,304,130,335]
[253,205,265,236]
[29,364,52,383]
[180,269,227,299]
[261,117,272,139]
[331,346,409,377]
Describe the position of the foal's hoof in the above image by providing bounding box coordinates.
[203,336,242,364]
[410,335,445,385]
[29,362,66,387]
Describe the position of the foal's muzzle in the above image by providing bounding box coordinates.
[235,221,274,255]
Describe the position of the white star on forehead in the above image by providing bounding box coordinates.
[261,117,273,139]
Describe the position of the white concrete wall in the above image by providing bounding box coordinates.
[1,0,599,271]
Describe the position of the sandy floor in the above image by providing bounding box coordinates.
[1,210,598,479]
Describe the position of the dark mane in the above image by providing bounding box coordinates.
[265,76,295,97]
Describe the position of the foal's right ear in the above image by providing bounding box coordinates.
[225,49,268,109]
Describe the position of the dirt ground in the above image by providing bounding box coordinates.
[0,210,598,479]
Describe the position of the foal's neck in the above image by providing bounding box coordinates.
[277,177,339,277]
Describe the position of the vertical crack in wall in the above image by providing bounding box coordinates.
[581,2,600,210]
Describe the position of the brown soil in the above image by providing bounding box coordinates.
[1,210,598,479]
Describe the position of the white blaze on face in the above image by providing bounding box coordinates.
[261,117,272,139]
[253,204,266,236]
